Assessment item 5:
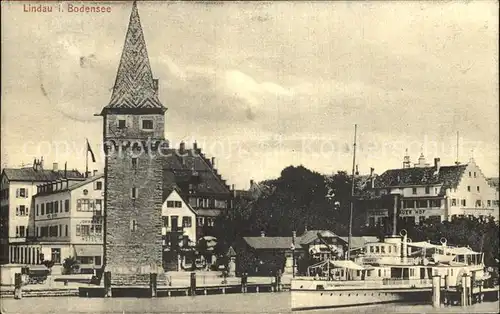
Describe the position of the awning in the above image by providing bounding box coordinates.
[74,245,103,257]
[447,247,478,255]
[408,241,442,249]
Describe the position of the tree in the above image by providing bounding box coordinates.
[62,256,80,275]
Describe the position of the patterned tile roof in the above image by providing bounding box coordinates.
[102,2,165,113]
[2,167,84,182]
[374,164,467,195]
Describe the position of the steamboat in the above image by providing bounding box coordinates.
[291,125,492,311]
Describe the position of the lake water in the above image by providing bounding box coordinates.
[1,293,498,314]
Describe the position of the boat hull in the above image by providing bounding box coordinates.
[291,281,431,311]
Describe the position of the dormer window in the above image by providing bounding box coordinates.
[118,119,126,129]
[142,119,153,130]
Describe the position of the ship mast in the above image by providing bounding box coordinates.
[347,124,357,261]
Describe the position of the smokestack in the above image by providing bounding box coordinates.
[355,165,359,176]
[370,168,375,188]
[53,163,58,172]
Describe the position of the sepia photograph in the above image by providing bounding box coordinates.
[0,1,498,313]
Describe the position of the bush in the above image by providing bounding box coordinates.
[62,256,80,275]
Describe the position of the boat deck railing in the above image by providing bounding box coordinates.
[292,277,434,288]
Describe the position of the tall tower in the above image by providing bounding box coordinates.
[99,2,167,285]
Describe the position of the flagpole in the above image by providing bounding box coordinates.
[85,139,89,178]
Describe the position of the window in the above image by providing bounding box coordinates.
[54,201,59,213]
[434,188,438,194]
[142,119,154,130]
[476,200,482,207]
[167,201,174,208]
[429,200,440,208]
[16,226,19,237]
[77,199,90,211]
[81,225,90,236]
[65,225,68,237]
[131,158,138,169]
[95,256,102,266]
[76,225,81,236]
[469,172,472,177]
[83,189,88,196]
[451,199,457,206]
[425,187,430,194]
[370,246,374,253]
[162,216,169,227]
[467,186,471,192]
[197,217,204,227]
[378,269,381,277]
[461,199,466,206]
[19,205,26,216]
[95,181,103,190]
[487,200,491,207]
[476,186,480,192]
[95,199,102,211]
[131,187,138,199]
[41,203,45,215]
[417,200,427,208]
[174,201,182,208]
[65,200,70,212]
[130,219,138,232]
[182,216,192,227]
[474,172,476,178]
[412,188,417,195]
[17,188,27,198]
[36,205,39,216]
[118,119,126,129]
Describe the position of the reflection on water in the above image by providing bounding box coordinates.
[2,293,498,314]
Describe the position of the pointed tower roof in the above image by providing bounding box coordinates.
[101,1,166,115]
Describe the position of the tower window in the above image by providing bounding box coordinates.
[118,119,126,129]
[476,186,480,192]
[130,219,138,232]
[142,119,154,130]
[131,187,138,199]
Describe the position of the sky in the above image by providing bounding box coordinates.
[1,1,498,189]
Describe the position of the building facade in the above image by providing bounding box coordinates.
[0,160,84,265]
[99,1,167,284]
[31,174,104,272]
[360,154,499,227]
[162,141,234,241]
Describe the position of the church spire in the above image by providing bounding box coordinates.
[102,1,165,114]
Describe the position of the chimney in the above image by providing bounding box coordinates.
[434,158,441,173]
[211,157,215,168]
[370,167,374,177]
[193,141,198,151]
[260,231,265,237]
[40,157,44,169]
[53,163,58,172]
[179,141,185,154]
[232,184,235,191]
[250,179,254,187]
[355,165,359,176]
[153,79,159,94]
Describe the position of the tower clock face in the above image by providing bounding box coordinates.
[38,31,113,122]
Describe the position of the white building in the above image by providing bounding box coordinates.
[361,154,499,226]
[32,173,104,272]
[162,188,197,245]
[0,160,84,265]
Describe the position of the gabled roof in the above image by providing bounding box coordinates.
[243,237,297,250]
[2,167,84,182]
[102,1,165,114]
[374,164,467,195]
[298,230,338,245]
[162,148,232,196]
[163,188,197,216]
